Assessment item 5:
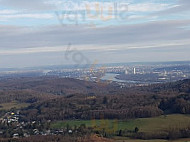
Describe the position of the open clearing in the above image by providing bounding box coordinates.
[0,102,29,110]
[51,114,190,133]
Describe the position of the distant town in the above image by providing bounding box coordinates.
[0,61,190,87]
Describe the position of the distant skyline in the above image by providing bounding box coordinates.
[0,0,190,68]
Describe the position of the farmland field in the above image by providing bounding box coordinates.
[114,138,190,142]
[51,114,190,133]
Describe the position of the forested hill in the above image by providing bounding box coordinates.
[0,77,121,96]
[1,76,189,96]
[0,77,189,121]
[140,79,190,94]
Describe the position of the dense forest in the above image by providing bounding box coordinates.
[0,77,189,121]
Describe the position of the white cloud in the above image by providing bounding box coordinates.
[1,19,190,49]
[129,3,171,12]
[0,0,57,11]
[151,0,190,16]
[0,13,54,19]
[0,9,18,14]
[0,38,190,55]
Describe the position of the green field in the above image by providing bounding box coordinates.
[114,138,190,142]
[51,114,190,133]
[51,114,190,141]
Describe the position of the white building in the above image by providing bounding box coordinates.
[134,68,136,75]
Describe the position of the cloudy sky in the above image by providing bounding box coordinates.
[0,0,190,68]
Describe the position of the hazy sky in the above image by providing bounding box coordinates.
[0,0,190,68]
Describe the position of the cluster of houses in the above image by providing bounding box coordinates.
[0,110,76,138]
[0,111,20,124]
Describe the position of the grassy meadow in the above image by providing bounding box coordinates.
[51,114,190,133]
